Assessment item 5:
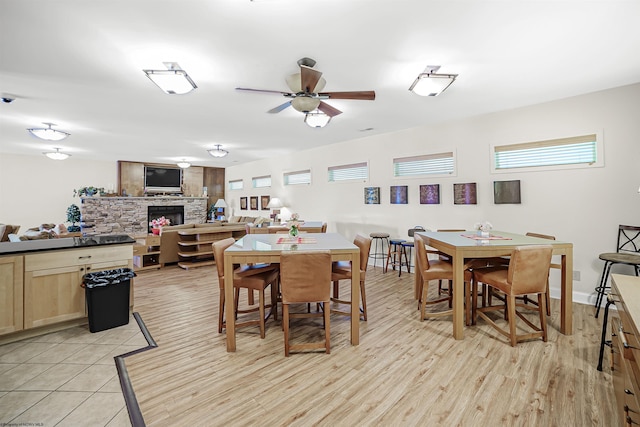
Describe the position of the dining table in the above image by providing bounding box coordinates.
[415,230,574,340]
[222,232,360,352]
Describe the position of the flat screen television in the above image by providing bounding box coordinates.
[145,166,182,193]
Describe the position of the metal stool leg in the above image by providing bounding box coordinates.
[597,294,614,371]
[595,262,613,318]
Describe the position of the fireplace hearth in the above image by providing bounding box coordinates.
[148,205,184,233]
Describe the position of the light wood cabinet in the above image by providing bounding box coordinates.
[177,226,246,269]
[24,246,132,329]
[0,256,24,334]
[133,234,161,271]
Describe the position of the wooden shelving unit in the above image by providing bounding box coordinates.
[133,234,161,272]
[177,229,234,269]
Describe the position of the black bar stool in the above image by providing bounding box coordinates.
[385,238,406,275]
[369,232,390,269]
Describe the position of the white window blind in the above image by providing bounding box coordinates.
[252,175,271,188]
[328,162,368,182]
[393,152,455,177]
[494,134,597,170]
[284,169,311,185]
[228,179,243,190]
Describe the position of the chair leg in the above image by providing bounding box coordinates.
[538,293,548,342]
[360,280,367,321]
[508,294,517,347]
[545,279,551,316]
[333,281,339,299]
[595,262,613,318]
[597,296,614,371]
[218,291,225,333]
[271,280,278,321]
[384,243,392,273]
[283,304,290,357]
[324,302,331,354]
[259,289,266,339]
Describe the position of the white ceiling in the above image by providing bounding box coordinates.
[1,0,640,167]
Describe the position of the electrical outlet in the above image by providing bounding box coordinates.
[573,270,581,281]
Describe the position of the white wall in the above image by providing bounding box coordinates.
[0,154,117,229]
[226,83,640,304]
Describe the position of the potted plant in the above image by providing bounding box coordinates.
[66,204,81,232]
[74,186,105,197]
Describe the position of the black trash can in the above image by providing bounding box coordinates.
[82,268,136,333]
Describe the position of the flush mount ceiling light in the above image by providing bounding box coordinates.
[43,147,70,160]
[177,160,191,168]
[143,62,197,95]
[28,123,70,141]
[409,65,458,97]
[208,144,229,158]
[304,110,331,128]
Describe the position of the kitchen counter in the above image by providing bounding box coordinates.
[0,234,135,255]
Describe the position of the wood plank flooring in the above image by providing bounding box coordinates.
[126,264,617,426]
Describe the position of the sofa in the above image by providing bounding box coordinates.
[158,223,248,266]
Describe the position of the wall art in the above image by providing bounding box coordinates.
[453,183,477,205]
[390,185,408,204]
[494,180,521,204]
[240,197,248,210]
[260,195,271,210]
[364,187,380,204]
[250,196,258,210]
[419,184,440,204]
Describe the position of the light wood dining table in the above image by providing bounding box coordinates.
[415,230,574,340]
[222,232,360,352]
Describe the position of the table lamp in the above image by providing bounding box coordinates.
[266,197,284,223]
[213,199,228,221]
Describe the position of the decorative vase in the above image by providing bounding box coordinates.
[289,227,299,238]
[152,227,161,235]
[478,230,490,238]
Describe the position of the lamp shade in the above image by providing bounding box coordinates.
[213,199,228,208]
[28,123,70,141]
[208,144,229,158]
[305,110,331,128]
[266,197,283,209]
[43,147,70,160]
[177,161,191,168]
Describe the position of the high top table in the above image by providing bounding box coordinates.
[416,230,573,340]
[223,233,360,352]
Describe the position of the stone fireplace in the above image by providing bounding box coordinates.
[80,196,207,235]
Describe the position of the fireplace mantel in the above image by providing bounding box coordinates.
[80,196,207,235]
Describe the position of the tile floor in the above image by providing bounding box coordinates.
[0,315,146,426]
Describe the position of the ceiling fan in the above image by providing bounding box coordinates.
[235,57,375,120]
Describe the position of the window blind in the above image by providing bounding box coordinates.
[328,162,368,182]
[252,175,271,188]
[284,169,311,185]
[228,179,243,190]
[494,134,597,170]
[393,152,454,177]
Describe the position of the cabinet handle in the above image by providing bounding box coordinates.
[78,255,92,259]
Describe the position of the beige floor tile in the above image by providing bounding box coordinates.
[0,390,50,422]
[0,342,59,363]
[59,364,118,392]
[10,390,91,426]
[95,345,145,365]
[61,330,104,344]
[0,341,27,357]
[105,407,132,427]
[25,326,89,343]
[99,375,123,393]
[61,343,118,364]
[123,333,149,346]
[27,342,88,364]
[0,364,53,391]
[93,328,140,346]
[0,363,18,375]
[56,392,126,427]
[16,364,88,391]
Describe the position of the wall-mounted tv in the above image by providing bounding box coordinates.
[145,166,182,193]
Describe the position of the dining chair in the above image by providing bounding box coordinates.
[321,222,328,233]
[212,238,279,338]
[594,225,640,317]
[331,234,372,321]
[280,250,332,356]
[520,232,559,316]
[473,245,553,346]
[414,234,473,323]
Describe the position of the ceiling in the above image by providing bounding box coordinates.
[1,0,640,167]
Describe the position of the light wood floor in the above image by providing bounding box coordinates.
[126,264,617,426]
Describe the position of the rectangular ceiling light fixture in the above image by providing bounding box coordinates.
[409,65,457,97]
[143,62,197,95]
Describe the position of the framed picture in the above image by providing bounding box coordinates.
[250,196,258,210]
[454,183,477,205]
[260,195,271,210]
[494,180,521,204]
[240,197,248,210]
[390,185,408,204]
[419,184,440,204]
[364,187,380,204]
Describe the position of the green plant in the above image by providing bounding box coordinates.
[73,186,105,197]
[66,204,81,232]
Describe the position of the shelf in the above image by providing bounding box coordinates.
[133,235,161,272]
[177,249,213,258]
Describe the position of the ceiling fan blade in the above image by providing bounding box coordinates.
[236,87,293,96]
[300,65,323,93]
[268,101,291,114]
[318,91,376,100]
[317,101,342,117]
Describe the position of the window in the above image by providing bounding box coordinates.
[328,162,368,182]
[252,175,271,188]
[228,179,243,190]
[493,134,599,171]
[284,169,311,185]
[393,152,455,177]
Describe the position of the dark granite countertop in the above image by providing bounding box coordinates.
[0,234,135,256]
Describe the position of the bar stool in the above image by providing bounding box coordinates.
[401,226,426,275]
[385,238,406,275]
[369,232,390,269]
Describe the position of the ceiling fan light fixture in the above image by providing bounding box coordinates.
[208,144,229,158]
[177,160,191,168]
[291,96,321,113]
[143,62,197,95]
[43,147,70,160]
[28,123,70,141]
[305,110,331,128]
[409,65,458,97]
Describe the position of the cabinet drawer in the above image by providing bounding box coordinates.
[25,245,132,271]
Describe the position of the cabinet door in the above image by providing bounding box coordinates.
[24,265,85,329]
[0,256,24,334]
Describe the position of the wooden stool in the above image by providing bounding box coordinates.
[385,239,406,275]
[369,232,390,269]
